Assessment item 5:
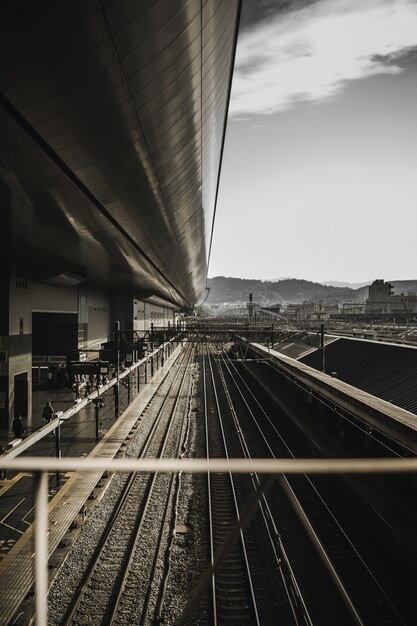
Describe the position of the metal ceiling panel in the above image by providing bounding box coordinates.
[0,0,240,306]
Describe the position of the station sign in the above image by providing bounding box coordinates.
[68,360,109,376]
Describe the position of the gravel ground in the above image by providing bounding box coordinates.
[46,349,203,625]
[161,360,210,624]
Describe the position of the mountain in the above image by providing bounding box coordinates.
[389,280,417,293]
[206,277,369,305]
[321,281,371,289]
[205,277,417,306]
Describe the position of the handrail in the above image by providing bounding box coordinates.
[4,455,417,626]
[5,339,176,460]
[2,456,417,474]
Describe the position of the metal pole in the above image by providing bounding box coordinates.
[55,420,61,485]
[321,323,325,373]
[34,471,49,626]
[115,320,120,378]
[114,384,119,419]
[115,321,120,418]
[95,402,99,442]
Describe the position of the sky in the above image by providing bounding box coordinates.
[208,0,417,284]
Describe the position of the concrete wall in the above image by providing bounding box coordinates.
[85,289,111,349]
[32,282,78,313]
[133,301,175,331]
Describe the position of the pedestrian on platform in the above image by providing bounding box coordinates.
[47,369,53,386]
[42,401,54,424]
[0,445,6,480]
[73,379,80,400]
[84,380,91,397]
[12,414,25,439]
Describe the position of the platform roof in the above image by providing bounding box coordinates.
[0,0,241,307]
[299,337,417,415]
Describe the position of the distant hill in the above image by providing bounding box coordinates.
[390,280,417,294]
[206,277,417,306]
[321,280,371,289]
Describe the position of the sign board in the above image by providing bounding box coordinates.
[68,361,109,376]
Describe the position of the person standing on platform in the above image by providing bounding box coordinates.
[73,379,80,400]
[12,414,25,439]
[42,401,54,424]
[0,445,7,480]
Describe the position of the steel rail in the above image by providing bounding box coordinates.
[203,347,218,626]
[207,345,261,625]
[153,351,196,622]
[107,344,193,623]
[104,345,195,626]
[223,350,364,624]
[61,346,193,626]
[223,350,407,624]
[137,347,195,626]
[218,350,313,625]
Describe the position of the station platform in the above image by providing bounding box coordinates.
[0,345,181,626]
[0,384,87,450]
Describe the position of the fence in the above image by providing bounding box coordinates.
[2,454,417,626]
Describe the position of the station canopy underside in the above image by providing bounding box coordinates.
[0,0,240,307]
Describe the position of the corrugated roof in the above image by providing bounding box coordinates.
[299,337,417,415]
[271,333,338,360]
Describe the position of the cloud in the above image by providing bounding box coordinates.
[230,0,417,117]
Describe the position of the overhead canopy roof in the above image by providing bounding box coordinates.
[0,0,241,307]
[300,337,417,415]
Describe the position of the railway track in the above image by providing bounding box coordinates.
[204,347,261,624]
[202,345,306,625]
[48,339,415,624]
[61,345,195,626]
[220,349,414,624]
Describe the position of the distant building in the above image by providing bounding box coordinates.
[260,304,281,314]
[366,279,417,314]
[283,301,338,321]
[341,303,366,315]
[299,301,338,321]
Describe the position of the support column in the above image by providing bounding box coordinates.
[0,256,33,430]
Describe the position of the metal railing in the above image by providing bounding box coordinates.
[6,339,178,461]
[2,455,417,626]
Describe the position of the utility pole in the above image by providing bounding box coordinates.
[321,323,325,373]
[248,293,253,321]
